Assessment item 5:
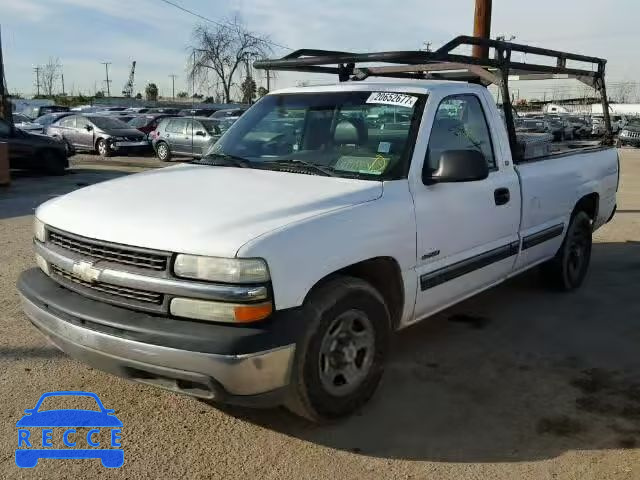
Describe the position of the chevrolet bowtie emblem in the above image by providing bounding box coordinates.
[72,261,101,284]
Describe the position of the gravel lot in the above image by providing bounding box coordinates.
[1,150,639,479]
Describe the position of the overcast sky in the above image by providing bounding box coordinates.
[1,0,639,100]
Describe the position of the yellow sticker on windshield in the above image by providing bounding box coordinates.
[334,155,390,175]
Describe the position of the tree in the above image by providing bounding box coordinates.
[41,57,62,96]
[192,93,203,99]
[94,91,105,98]
[257,86,268,98]
[241,76,257,103]
[135,92,142,100]
[188,16,272,104]
[145,83,159,101]
[177,91,189,99]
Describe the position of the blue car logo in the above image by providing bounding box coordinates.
[16,391,123,468]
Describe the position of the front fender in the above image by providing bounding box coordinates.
[237,181,417,311]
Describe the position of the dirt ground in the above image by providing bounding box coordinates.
[0,150,639,479]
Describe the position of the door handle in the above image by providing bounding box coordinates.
[494,188,510,206]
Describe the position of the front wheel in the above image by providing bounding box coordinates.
[156,142,171,162]
[541,211,593,291]
[285,276,391,422]
[97,139,112,158]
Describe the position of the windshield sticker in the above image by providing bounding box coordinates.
[377,141,391,154]
[334,155,390,176]
[366,92,417,108]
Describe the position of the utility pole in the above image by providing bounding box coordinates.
[101,62,112,97]
[169,74,177,100]
[61,71,65,96]
[266,69,271,91]
[33,66,41,97]
[422,41,432,52]
[472,0,492,59]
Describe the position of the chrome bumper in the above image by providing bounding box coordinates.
[20,294,295,400]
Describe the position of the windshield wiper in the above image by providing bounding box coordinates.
[262,159,337,177]
[193,153,252,168]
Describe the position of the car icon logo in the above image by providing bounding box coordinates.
[15,391,123,468]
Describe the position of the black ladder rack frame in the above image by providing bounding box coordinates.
[254,35,613,161]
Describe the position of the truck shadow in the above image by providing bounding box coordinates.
[220,241,640,462]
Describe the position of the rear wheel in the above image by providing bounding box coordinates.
[97,139,112,158]
[285,276,391,422]
[541,211,592,291]
[156,141,171,162]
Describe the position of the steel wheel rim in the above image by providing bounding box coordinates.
[98,141,107,156]
[567,224,588,282]
[158,144,167,159]
[319,310,375,397]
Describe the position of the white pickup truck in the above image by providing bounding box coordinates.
[18,41,619,422]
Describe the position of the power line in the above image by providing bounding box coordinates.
[157,0,291,51]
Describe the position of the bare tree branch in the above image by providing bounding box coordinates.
[188,16,272,103]
[41,57,61,97]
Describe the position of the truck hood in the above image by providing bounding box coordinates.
[37,164,383,257]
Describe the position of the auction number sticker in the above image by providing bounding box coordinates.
[366,92,417,108]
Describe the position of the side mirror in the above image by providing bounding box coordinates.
[195,130,206,137]
[85,125,93,131]
[424,149,489,184]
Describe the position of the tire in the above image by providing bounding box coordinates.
[285,276,391,422]
[541,211,593,291]
[40,150,66,176]
[156,141,171,162]
[96,138,112,158]
[616,138,622,148]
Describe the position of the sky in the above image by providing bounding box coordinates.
[2,0,640,100]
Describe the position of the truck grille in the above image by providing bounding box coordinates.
[51,265,163,305]
[49,230,168,271]
[627,131,640,138]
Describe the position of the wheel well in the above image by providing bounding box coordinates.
[310,257,405,329]
[573,193,599,221]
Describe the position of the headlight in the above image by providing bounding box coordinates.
[173,255,270,283]
[34,218,46,243]
[170,298,272,323]
[620,130,629,137]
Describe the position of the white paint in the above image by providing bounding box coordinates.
[366,92,418,108]
[36,80,618,328]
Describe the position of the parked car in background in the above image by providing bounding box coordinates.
[152,116,221,161]
[12,113,45,134]
[617,117,640,147]
[47,114,149,157]
[546,117,574,141]
[210,108,248,120]
[21,105,70,120]
[517,118,547,133]
[128,114,179,136]
[147,108,181,114]
[178,108,218,117]
[33,112,76,132]
[125,107,151,114]
[210,117,239,133]
[0,117,69,174]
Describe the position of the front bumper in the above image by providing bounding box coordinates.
[18,269,302,407]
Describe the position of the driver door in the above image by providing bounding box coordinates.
[74,116,95,149]
[411,93,521,321]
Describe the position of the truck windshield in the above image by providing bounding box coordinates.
[203,91,425,180]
